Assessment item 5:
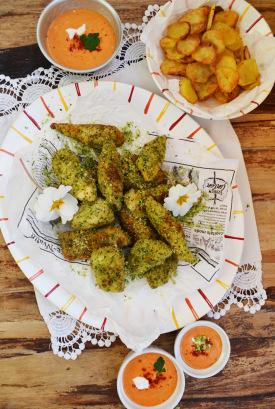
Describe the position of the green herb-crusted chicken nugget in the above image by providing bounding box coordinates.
[51,123,124,149]
[145,197,197,264]
[91,246,125,292]
[124,184,169,218]
[119,206,156,242]
[146,255,178,289]
[59,226,131,261]
[71,199,115,230]
[52,148,97,203]
[136,135,166,182]
[97,141,123,210]
[129,239,172,277]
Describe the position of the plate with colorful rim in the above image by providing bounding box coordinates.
[0,80,244,341]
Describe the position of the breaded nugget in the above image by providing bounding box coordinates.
[145,197,197,264]
[71,199,115,230]
[59,226,131,260]
[51,123,124,148]
[91,246,125,292]
[136,136,166,182]
[146,255,178,289]
[124,184,169,218]
[52,148,97,203]
[119,206,156,242]
[121,151,167,189]
[97,141,124,210]
[128,239,172,277]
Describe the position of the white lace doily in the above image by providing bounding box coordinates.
[0,4,266,359]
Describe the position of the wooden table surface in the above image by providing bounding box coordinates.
[0,1,274,408]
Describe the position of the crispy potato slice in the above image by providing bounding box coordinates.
[192,45,217,64]
[180,6,210,34]
[228,85,240,100]
[216,66,239,93]
[206,3,216,30]
[165,47,187,62]
[193,76,218,100]
[160,36,177,50]
[181,55,196,63]
[176,34,201,56]
[186,62,212,83]
[202,30,225,54]
[213,10,239,27]
[212,22,240,48]
[160,59,187,76]
[238,59,260,87]
[214,89,229,104]
[243,77,261,90]
[179,78,198,104]
[216,51,237,71]
[167,21,191,40]
[227,34,243,52]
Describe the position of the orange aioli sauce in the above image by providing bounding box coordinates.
[180,326,222,370]
[123,353,178,407]
[46,8,116,70]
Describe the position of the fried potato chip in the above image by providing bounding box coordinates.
[216,66,239,93]
[202,29,225,54]
[181,55,196,63]
[186,62,212,83]
[227,33,243,51]
[213,10,239,27]
[160,36,177,50]
[192,45,217,64]
[216,51,237,71]
[179,78,198,103]
[193,76,218,100]
[212,22,240,48]
[180,6,209,34]
[160,59,187,76]
[238,59,260,87]
[167,21,191,40]
[214,88,229,104]
[242,77,261,90]
[227,85,240,100]
[206,4,216,30]
[176,34,201,56]
[165,47,186,62]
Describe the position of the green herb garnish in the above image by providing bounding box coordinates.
[192,335,211,353]
[154,356,166,375]
[80,33,100,51]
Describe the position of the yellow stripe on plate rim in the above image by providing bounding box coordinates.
[11,126,33,144]
[61,295,77,312]
[57,88,69,112]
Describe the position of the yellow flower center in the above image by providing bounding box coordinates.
[176,194,189,206]
[50,199,64,211]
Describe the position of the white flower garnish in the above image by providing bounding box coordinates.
[34,185,78,224]
[164,183,201,217]
[132,376,150,390]
[66,24,86,40]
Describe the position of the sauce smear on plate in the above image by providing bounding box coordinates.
[123,352,178,406]
[180,325,222,369]
[46,8,116,70]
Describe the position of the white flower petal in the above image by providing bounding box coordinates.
[164,183,202,217]
[59,193,79,224]
[53,185,72,200]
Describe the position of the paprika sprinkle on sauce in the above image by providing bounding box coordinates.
[46,8,116,70]
[180,325,222,370]
[123,352,178,406]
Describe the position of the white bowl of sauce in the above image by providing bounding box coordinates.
[174,320,231,379]
[117,347,185,409]
[37,0,122,73]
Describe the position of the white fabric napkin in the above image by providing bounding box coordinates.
[0,59,262,343]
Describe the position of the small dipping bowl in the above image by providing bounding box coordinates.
[117,347,185,409]
[37,0,122,73]
[174,320,231,379]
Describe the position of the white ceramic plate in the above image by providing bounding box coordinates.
[0,81,244,337]
[145,0,274,119]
